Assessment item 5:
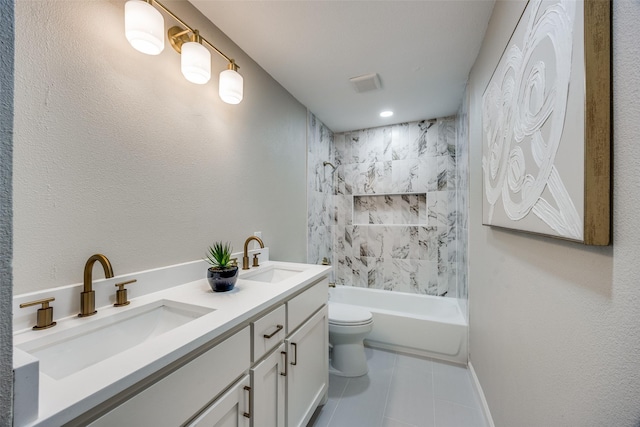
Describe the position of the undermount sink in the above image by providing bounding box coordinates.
[242,265,305,283]
[15,299,213,380]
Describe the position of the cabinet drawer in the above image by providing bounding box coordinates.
[252,304,286,362]
[90,327,251,427]
[287,278,328,334]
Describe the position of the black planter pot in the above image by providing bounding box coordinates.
[207,266,239,292]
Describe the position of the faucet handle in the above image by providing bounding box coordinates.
[229,258,238,267]
[20,297,57,330]
[252,253,261,267]
[114,279,136,307]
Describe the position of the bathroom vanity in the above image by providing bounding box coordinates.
[12,253,331,427]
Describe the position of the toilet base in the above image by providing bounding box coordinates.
[329,342,369,377]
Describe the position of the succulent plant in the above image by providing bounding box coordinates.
[206,242,234,269]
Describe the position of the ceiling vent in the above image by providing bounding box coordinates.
[349,73,381,93]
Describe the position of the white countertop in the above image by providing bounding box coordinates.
[13,259,331,427]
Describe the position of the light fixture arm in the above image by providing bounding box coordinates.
[151,0,239,69]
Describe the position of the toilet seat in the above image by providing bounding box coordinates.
[328,302,373,326]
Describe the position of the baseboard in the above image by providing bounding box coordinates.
[468,361,495,427]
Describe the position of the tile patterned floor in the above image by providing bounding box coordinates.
[308,347,487,427]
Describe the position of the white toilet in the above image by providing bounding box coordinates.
[328,302,374,377]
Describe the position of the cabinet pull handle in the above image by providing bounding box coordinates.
[280,351,287,376]
[243,385,251,419]
[263,324,283,339]
[291,342,298,366]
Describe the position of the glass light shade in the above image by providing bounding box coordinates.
[181,42,211,84]
[125,0,164,55]
[219,69,244,104]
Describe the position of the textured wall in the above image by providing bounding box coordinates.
[13,1,308,294]
[469,1,640,426]
[0,0,13,422]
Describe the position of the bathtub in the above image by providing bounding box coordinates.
[329,286,468,365]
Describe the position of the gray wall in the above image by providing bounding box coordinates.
[0,0,14,422]
[468,1,640,426]
[13,1,308,294]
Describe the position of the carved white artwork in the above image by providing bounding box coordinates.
[482,0,586,241]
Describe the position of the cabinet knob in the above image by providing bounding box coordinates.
[114,279,136,307]
[20,297,57,330]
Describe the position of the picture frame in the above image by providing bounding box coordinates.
[481,0,610,245]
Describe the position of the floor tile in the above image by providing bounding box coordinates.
[312,398,338,427]
[432,361,479,409]
[309,348,486,427]
[311,374,350,427]
[328,374,350,399]
[329,367,393,426]
[365,346,397,372]
[383,417,417,427]
[383,365,435,427]
[395,352,433,374]
[434,399,486,427]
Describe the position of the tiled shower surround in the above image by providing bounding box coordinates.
[455,88,470,311]
[307,112,468,299]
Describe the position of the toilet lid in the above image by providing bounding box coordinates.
[329,302,373,326]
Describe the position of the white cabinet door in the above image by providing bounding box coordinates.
[250,343,286,427]
[285,305,328,427]
[188,375,251,427]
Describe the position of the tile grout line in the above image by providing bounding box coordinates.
[379,352,398,427]
[325,375,350,427]
[432,358,437,427]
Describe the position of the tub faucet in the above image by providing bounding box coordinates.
[243,236,264,270]
[79,254,114,317]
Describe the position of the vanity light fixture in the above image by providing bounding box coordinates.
[380,110,394,118]
[178,30,211,84]
[124,0,164,55]
[124,0,243,103]
[219,61,244,104]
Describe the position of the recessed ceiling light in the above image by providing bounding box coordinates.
[380,110,394,118]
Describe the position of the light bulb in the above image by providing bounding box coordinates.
[124,0,164,55]
[219,68,244,104]
[181,41,211,84]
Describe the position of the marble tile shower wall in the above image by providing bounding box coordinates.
[455,88,470,312]
[306,112,469,299]
[307,112,335,273]
[332,118,462,297]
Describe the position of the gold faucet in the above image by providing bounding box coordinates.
[79,254,114,317]
[243,236,264,270]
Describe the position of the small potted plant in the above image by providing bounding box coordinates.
[206,241,239,292]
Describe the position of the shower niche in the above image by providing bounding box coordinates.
[353,193,428,226]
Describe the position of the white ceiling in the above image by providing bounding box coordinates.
[190,0,496,133]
